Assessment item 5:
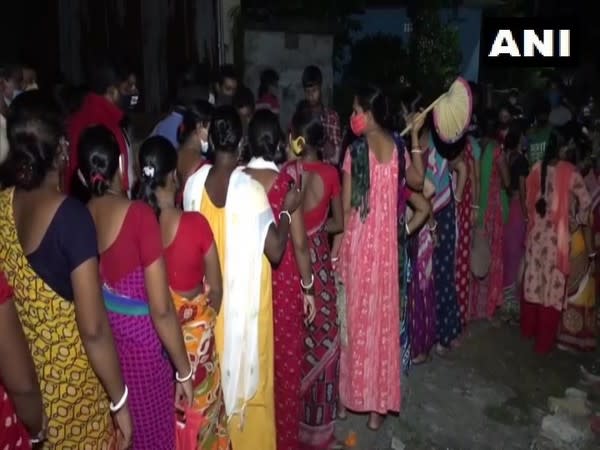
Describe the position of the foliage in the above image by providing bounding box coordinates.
[408,5,462,103]
[344,33,409,90]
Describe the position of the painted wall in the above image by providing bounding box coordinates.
[244,29,334,128]
[346,7,482,82]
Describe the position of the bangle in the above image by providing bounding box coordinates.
[109,385,129,413]
[279,210,291,224]
[405,221,410,235]
[411,148,422,154]
[429,221,438,231]
[176,367,193,383]
[471,204,480,209]
[331,256,339,263]
[589,253,597,259]
[301,274,314,290]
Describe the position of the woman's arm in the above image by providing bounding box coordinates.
[290,206,312,286]
[0,298,44,435]
[406,191,432,235]
[144,258,191,377]
[264,181,301,265]
[203,243,223,314]
[264,219,291,265]
[331,170,352,259]
[518,175,528,219]
[449,155,467,203]
[405,113,425,191]
[72,259,127,402]
[325,195,344,234]
[497,151,511,190]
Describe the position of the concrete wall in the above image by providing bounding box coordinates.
[244,29,334,129]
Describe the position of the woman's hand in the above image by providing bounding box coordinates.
[175,379,194,407]
[303,294,316,324]
[113,404,133,449]
[283,183,302,214]
[30,413,48,447]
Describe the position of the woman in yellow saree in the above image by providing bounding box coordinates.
[0,91,132,448]
[183,106,301,450]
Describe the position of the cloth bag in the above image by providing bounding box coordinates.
[471,226,491,279]
[175,407,206,450]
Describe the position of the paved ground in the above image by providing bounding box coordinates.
[335,320,600,450]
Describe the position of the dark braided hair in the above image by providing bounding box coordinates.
[78,125,121,198]
[348,86,395,220]
[535,129,565,218]
[135,136,177,218]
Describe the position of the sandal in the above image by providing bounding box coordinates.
[580,362,600,383]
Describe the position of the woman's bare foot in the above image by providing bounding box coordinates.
[450,336,462,349]
[436,343,450,357]
[367,412,385,430]
[412,353,428,365]
[337,403,348,420]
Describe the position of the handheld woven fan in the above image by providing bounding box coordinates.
[401,77,472,143]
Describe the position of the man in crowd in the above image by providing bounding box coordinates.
[302,65,342,166]
[66,62,136,199]
[209,65,239,106]
[0,64,24,114]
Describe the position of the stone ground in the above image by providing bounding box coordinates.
[335,321,600,450]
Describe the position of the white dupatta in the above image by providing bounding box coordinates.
[183,164,274,422]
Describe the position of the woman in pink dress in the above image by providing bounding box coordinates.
[522,129,592,353]
[334,87,429,430]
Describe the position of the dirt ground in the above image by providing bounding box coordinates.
[335,321,600,450]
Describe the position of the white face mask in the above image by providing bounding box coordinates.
[200,139,209,154]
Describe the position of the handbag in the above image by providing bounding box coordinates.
[471,226,491,279]
[175,407,206,450]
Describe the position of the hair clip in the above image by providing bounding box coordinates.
[91,173,105,184]
[143,165,155,178]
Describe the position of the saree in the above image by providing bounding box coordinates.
[171,290,229,450]
[0,188,112,449]
[183,165,276,450]
[102,286,175,450]
[472,142,505,319]
[556,229,597,352]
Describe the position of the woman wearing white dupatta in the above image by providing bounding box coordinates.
[183,106,301,450]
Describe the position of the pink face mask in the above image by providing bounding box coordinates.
[350,113,367,136]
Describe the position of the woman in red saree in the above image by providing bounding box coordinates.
[523,130,592,353]
[471,115,510,320]
[284,106,343,449]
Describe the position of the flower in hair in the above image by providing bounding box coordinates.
[143,165,155,179]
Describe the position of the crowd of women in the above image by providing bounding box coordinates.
[0,63,598,450]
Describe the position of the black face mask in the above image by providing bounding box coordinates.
[120,94,140,111]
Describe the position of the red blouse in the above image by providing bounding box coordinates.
[299,161,341,232]
[100,202,163,285]
[164,212,214,292]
